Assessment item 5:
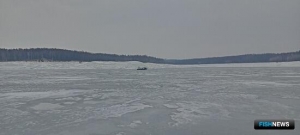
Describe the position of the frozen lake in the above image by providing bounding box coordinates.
[1,61,300,135]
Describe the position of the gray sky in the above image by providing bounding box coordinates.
[1,0,299,59]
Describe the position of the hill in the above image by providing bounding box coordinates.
[165,50,300,64]
[0,48,299,64]
[0,48,164,63]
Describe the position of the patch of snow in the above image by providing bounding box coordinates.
[128,120,142,128]
[63,102,76,105]
[116,132,126,135]
[31,103,64,110]
[163,104,179,109]
[83,101,100,104]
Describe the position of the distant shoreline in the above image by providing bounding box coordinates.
[0,48,299,65]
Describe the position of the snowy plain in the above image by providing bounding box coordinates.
[0,61,300,135]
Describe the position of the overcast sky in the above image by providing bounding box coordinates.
[1,0,299,59]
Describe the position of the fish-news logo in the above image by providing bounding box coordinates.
[254,119,295,130]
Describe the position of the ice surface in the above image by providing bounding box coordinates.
[31,103,64,110]
[128,120,142,128]
[0,61,300,135]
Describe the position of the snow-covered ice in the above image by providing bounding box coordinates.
[0,61,299,135]
[31,103,64,111]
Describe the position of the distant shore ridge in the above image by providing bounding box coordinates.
[0,48,299,64]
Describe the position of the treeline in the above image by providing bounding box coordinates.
[165,50,300,64]
[0,48,300,64]
[0,48,165,63]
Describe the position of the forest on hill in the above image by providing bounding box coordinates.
[0,48,165,63]
[165,50,300,64]
[0,48,300,64]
